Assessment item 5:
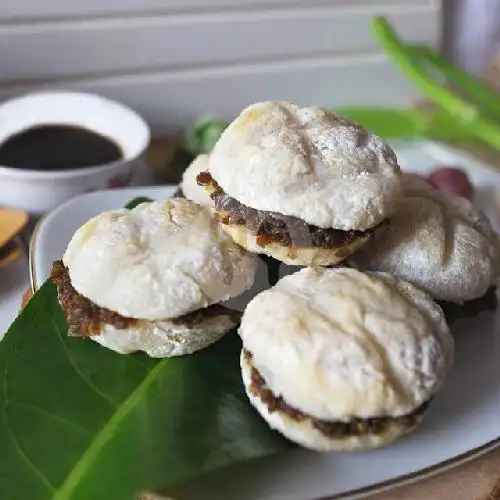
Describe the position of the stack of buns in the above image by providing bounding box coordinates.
[53,100,499,453]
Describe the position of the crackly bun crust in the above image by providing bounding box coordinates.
[63,199,257,320]
[240,351,426,451]
[239,267,454,422]
[352,173,500,303]
[219,221,371,266]
[208,101,402,230]
[91,310,238,358]
[180,154,213,207]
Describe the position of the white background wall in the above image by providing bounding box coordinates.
[0,0,441,134]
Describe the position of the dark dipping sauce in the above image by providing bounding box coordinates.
[0,124,122,171]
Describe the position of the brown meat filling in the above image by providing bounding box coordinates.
[51,260,240,337]
[197,172,381,249]
[437,286,498,324]
[244,350,428,438]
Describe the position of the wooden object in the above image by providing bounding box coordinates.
[0,208,28,249]
[0,208,28,267]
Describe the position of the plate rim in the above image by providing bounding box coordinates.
[321,438,500,499]
[28,142,500,500]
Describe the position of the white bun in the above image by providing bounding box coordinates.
[241,351,425,451]
[180,154,213,207]
[352,173,500,303]
[208,101,401,230]
[91,310,238,358]
[219,221,371,266]
[63,198,257,320]
[239,267,454,421]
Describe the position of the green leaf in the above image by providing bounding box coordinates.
[334,107,426,138]
[179,104,480,159]
[0,281,289,500]
[334,106,476,142]
[184,115,228,156]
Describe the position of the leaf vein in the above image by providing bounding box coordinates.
[3,415,57,493]
[3,361,56,494]
[9,400,92,436]
[51,318,119,408]
[123,353,153,371]
[53,360,169,500]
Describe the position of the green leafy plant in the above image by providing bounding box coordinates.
[335,106,473,142]
[184,115,228,156]
[163,116,228,179]
[409,46,500,120]
[178,106,479,161]
[371,16,500,150]
[0,282,289,500]
[178,20,500,161]
[0,198,290,500]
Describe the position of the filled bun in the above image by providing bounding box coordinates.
[352,173,500,303]
[180,154,213,207]
[208,101,402,230]
[63,198,257,320]
[239,267,453,422]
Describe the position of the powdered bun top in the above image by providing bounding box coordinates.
[63,199,256,320]
[239,267,454,421]
[353,173,500,302]
[208,101,402,230]
[180,154,213,207]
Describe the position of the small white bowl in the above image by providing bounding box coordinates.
[0,91,150,215]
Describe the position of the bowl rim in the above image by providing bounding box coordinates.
[0,90,151,180]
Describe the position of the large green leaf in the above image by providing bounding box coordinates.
[0,281,289,500]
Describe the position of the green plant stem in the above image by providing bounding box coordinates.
[371,16,500,150]
[410,45,500,120]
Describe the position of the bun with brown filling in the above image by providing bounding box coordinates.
[53,198,257,357]
[239,267,454,451]
[198,101,402,266]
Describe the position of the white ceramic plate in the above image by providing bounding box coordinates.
[30,141,500,500]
